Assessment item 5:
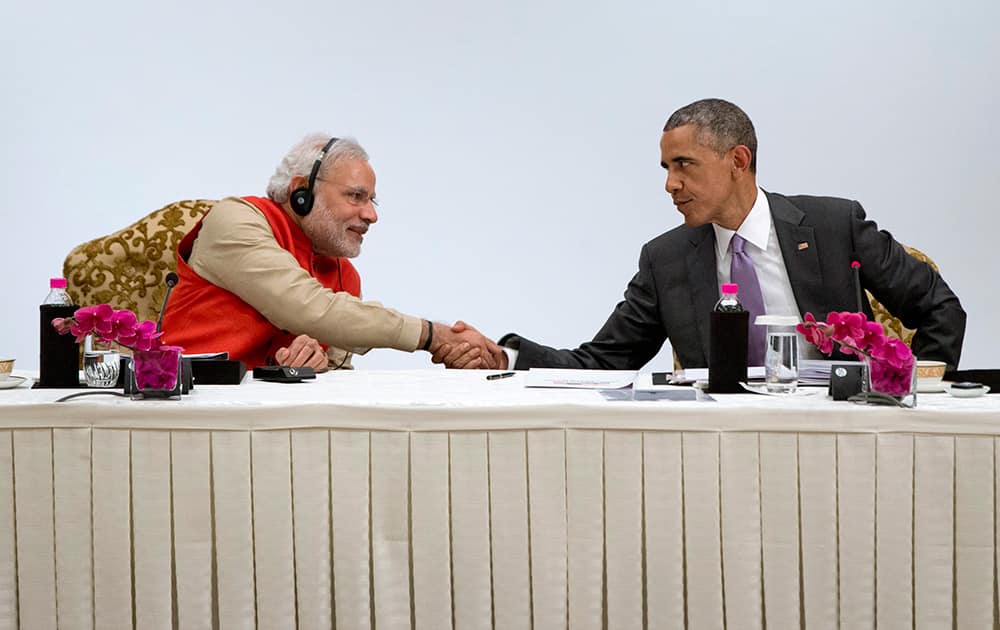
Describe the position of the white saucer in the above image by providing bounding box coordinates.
[948,384,990,398]
[917,380,951,394]
[0,376,28,390]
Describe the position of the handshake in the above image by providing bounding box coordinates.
[274,320,509,372]
[424,320,508,370]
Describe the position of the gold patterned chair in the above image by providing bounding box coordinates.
[63,199,215,321]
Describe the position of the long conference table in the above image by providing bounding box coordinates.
[1,369,999,630]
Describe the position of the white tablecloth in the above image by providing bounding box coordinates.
[1,369,998,629]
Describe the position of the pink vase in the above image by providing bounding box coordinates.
[130,346,183,399]
[864,356,917,406]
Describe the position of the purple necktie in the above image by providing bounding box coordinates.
[729,234,766,366]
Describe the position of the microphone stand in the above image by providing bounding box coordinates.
[157,272,179,333]
[851,261,863,313]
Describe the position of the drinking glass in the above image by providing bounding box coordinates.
[756,315,800,394]
[83,335,120,388]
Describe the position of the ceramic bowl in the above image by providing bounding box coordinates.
[916,360,947,387]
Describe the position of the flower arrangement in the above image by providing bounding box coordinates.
[797,311,915,397]
[52,304,183,391]
[53,304,162,350]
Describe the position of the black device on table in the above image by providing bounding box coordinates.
[252,365,316,383]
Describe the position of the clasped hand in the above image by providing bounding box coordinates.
[429,320,507,369]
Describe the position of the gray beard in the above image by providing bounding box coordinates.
[302,220,360,258]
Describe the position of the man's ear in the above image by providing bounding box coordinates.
[288,175,309,196]
[731,145,753,174]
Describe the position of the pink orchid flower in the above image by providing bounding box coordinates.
[51,317,74,335]
[870,337,914,370]
[52,304,176,361]
[118,320,162,352]
[800,310,915,396]
[796,313,835,355]
[828,311,866,342]
[72,304,115,339]
[110,309,139,339]
[856,320,886,351]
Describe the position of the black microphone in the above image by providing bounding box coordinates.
[157,272,179,333]
[850,258,863,313]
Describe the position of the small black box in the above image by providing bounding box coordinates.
[829,363,865,400]
[190,359,247,385]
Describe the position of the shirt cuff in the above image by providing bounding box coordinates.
[503,346,518,370]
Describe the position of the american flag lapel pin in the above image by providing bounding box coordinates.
[797,242,809,251]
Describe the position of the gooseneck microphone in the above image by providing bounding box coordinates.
[850,259,863,313]
[157,272,179,333]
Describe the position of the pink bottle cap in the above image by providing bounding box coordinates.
[721,283,739,293]
[50,278,67,289]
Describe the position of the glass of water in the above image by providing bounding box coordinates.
[756,316,800,394]
[83,336,121,388]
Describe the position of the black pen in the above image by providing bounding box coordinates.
[486,372,516,381]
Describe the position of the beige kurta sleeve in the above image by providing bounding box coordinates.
[187,197,423,355]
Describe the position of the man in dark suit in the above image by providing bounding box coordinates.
[443,99,966,371]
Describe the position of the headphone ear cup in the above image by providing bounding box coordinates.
[290,187,314,216]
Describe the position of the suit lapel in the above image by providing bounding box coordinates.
[769,192,824,316]
[685,225,718,357]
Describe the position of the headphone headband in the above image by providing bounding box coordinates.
[307,136,340,192]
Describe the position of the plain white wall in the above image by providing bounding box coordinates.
[2,0,996,371]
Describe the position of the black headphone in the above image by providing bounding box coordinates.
[290,136,340,217]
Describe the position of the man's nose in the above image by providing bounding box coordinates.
[361,201,378,224]
[665,172,681,195]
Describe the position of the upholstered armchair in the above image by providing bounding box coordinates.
[63,200,215,321]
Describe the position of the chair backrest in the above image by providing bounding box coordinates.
[63,199,215,322]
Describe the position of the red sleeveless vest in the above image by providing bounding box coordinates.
[161,196,361,367]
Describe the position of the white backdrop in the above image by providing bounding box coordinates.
[2,0,996,371]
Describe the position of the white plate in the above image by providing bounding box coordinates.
[0,375,28,390]
[739,382,821,397]
[917,380,951,393]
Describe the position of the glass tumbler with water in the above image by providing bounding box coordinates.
[755,315,800,394]
[83,335,121,388]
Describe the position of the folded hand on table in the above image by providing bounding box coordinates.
[275,334,329,372]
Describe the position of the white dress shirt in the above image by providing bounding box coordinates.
[712,188,800,317]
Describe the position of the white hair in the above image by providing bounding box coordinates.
[266,134,369,203]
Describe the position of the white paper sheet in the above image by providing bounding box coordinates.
[674,366,766,384]
[524,368,637,389]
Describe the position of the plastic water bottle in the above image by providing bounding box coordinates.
[43,277,74,306]
[713,283,744,313]
[39,277,80,387]
[708,283,749,393]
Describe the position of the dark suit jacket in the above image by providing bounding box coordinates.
[505,192,966,371]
